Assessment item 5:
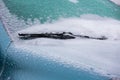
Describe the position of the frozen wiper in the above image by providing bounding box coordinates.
[18,32,107,40]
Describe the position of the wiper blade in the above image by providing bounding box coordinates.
[18,32,107,40]
[74,35,107,40]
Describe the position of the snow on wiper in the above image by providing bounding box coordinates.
[18,32,107,40]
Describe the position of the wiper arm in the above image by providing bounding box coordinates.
[18,32,75,40]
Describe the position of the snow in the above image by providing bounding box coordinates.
[110,0,120,5]
[68,0,120,5]
[18,15,120,40]
[15,39,120,77]
[68,0,79,3]
[15,15,120,78]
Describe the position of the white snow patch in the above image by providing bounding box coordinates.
[110,0,120,5]
[15,39,120,77]
[69,0,79,3]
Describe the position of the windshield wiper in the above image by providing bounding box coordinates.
[18,32,107,40]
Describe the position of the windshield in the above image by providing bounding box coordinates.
[3,0,120,21]
[1,0,120,33]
